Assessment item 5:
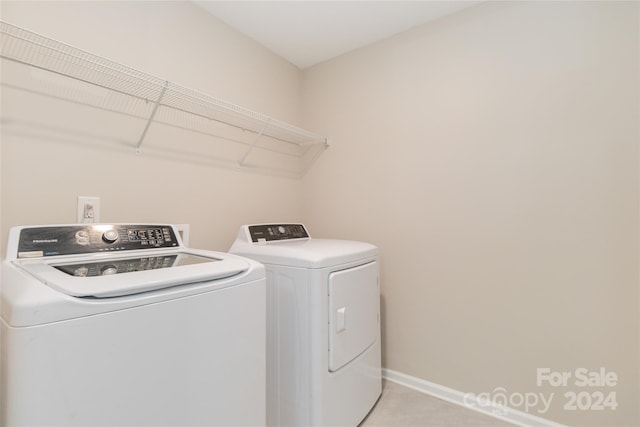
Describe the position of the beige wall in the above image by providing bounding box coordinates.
[2,1,639,426]
[302,2,639,426]
[0,0,304,252]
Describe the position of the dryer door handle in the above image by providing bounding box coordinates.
[336,307,346,333]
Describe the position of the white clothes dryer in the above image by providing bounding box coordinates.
[1,223,266,426]
[229,224,381,427]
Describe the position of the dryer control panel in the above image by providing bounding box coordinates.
[248,224,309,242]
[17,224,179,258]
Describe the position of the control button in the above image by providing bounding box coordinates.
[278,226,286,234]
[75,231,89,239]
[102,229,119,244]
[75,230,90,246]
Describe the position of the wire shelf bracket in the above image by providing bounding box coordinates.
[238,118,272,168]
[136,80,169,155]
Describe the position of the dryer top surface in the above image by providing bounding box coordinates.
[230,237,377,268]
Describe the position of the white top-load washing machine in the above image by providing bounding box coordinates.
[229,224,381,426]
[1,223,266,426]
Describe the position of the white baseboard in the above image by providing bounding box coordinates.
[382,368,566,427]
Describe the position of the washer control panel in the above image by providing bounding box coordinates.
[248,224,309,242]
[17,224,179,258]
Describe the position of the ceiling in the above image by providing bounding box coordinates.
[194,1,480,69]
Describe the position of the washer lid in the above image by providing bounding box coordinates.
[15,251,249,298]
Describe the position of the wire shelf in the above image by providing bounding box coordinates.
[0,21,329,176]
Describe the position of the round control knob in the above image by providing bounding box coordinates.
[73,267,89,277]
[102,229,119,244]
[101,265,117,276]
[278,226,286,234]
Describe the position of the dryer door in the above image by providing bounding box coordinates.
[328,261,379,372]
